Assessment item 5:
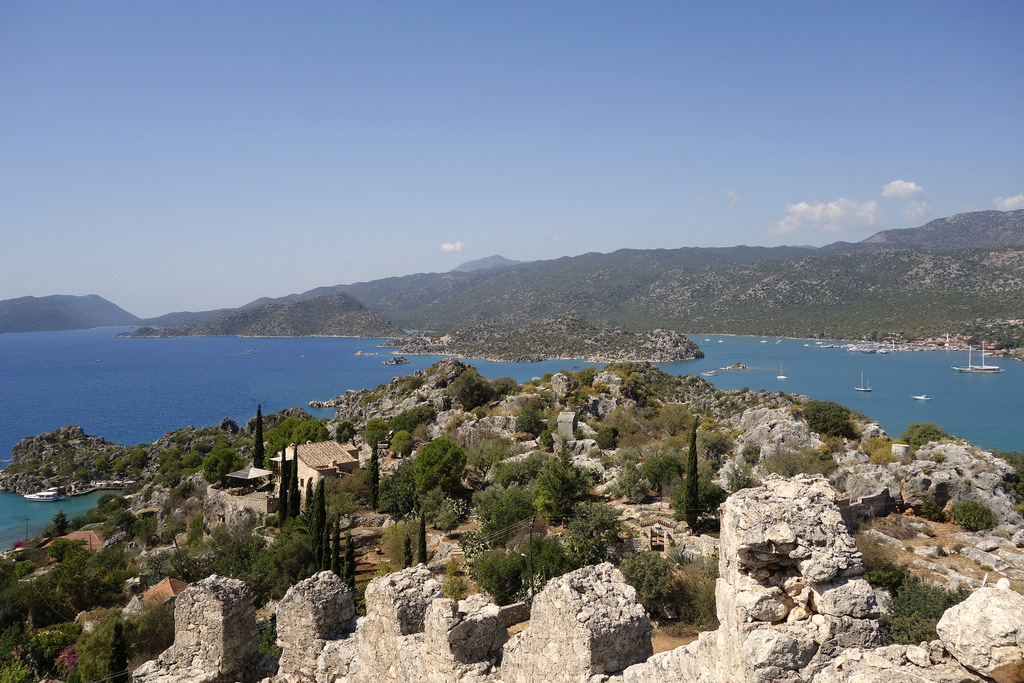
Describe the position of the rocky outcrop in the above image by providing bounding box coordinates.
[897,442,1023,526]
[501,563,652,682]
[731,407,822,460]
[936,586,1024,683]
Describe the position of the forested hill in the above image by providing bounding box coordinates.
[125,291,402,338]
[0,294,139,333]
[347,247,1024,339]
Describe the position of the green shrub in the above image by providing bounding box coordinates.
[918,496,946,523]
[881,578,969,644]
[900,422,948,449]
[951,501,996,531]
[802,400,855,439]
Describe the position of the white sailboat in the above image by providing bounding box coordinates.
[776,363,788,380]
[952,342,1003,373]
[855,371,871,392]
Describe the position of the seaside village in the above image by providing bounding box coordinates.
[6,359,1024,683]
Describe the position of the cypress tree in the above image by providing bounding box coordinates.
[306,479,314,514]
[331,519,341,576]
[278,449,290,524]
[368,451,380,511]
[253,404,265,468]
[289,445,301,519]
[683,416,700,530]
[311,479,327,569]
[344,530,356,587]
[403,535,413,568]
[109,620,129,683]
[417,508,427,565]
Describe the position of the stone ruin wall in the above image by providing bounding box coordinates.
[134,474,1024,683]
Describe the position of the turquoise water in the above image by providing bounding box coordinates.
[0,490,107,550]
[1,328,1022,548]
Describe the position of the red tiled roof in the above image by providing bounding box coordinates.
[61,530,104,550]
[143,577,188,607]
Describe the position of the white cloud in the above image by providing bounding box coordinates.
[725,189,741,208]
[550,234,561,242]
[881,179,924,200]
[440,241,464,253]
[995,194,1024,211]
[769,198,885,236]
[882,179,931,221]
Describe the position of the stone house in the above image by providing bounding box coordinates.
[271,440,360,498]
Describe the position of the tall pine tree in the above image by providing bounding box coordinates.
[288,445,301,519]
[253,404,265,468]
[683,416,700,530]
[278,449,290,524]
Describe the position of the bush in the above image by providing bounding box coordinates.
[447,367,495,411]
[918,496,946,523]
[594,424,619,450]
[472,550,526,605]
[881,578,969,644]
[762,449,837,477]
[951,500,996,531]
[802,400,855,439]
[619,552,677,620]
[900,422,948,449]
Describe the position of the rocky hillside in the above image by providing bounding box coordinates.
[856,209,1024,252]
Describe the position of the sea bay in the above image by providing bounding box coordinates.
[1,327,1022,547]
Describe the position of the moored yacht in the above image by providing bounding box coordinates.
[24,488,64,502]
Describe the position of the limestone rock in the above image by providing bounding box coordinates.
[936,586,1024,683]
[501,563,652,682]
[421,595,507,681]
[275,571,356,681]
[347,564,441,683]
[133,575,262,683]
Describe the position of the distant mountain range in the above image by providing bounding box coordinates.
[0,295,139,334]
[4,210,1024,341]
[450,255,525,273]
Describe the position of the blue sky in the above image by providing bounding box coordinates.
[2,2,1022,318]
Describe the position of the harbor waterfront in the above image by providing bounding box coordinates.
[1,327,1022,546]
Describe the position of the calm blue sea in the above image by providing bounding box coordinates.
[1,327,1022,547]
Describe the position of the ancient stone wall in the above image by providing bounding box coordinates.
[133,575,273,683]
[136,475,1024,683]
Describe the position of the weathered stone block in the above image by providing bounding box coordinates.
[501,563,652,682]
